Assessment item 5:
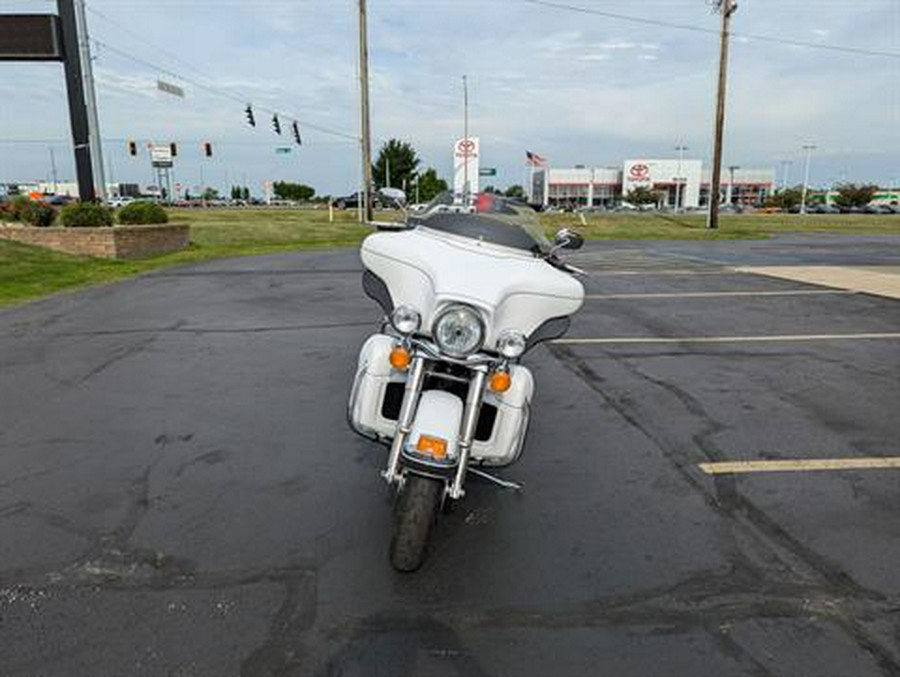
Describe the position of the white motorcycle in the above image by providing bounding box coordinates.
[348,191,585,571]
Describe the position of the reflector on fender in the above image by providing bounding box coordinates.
[389,345,411,370]
[416,435,448,460]
[490,370,511,392]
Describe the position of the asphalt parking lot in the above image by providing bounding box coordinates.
[1,234,899,676]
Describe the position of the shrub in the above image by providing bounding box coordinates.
[23,203,58,227]
[60,201,114,228]
[9,196,32,222]
[117,200,169,225]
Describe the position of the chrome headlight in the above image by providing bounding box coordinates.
[390,305,421,335]
[496,329,526,358]
[433,304,484,357]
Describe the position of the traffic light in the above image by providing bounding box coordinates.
[292,121,302,146]
[272,114,281,135]
[245,104,255,127]
[204,142,212,157]
[170,142,178,157]
[128,140,137,156]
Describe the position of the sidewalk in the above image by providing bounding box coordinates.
[736,266,900,300]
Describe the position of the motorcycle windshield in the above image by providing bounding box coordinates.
[412,191,551,255]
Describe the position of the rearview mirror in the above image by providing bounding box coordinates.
[554,228,584,250]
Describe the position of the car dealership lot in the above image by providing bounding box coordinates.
[0,235,898,676]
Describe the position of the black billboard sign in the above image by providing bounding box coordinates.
[0,15,63,61]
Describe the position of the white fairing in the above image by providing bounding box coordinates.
[361,227,584,347]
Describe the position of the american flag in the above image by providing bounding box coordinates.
[525,150,547,167]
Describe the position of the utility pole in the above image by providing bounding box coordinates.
[706,0,737,229]
[358,0,373,222]
[800,144,816,214]
[675,144,688,212]
[73,0,106,202]
[462,74,469,200]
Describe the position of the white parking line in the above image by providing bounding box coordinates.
[699,457,900,475]
[553,333,900,345]
[580,270,734,276]
[585,290,855,300]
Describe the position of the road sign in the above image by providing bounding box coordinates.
[150,145,173,168]
[479,168,497,177]
[156,79,184,98]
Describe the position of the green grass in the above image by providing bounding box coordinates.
[542,211,900,240]
[1,207,899,307]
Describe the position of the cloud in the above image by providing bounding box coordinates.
[0,0,895,191]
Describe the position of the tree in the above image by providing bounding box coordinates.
[505,185,525,199]
[241,186,250,201]
[201,187,219,201]
[415,167,448,203]
[230,185,242,200]
[834,183,878,209]
[765,187,803,210]
[482,185,502,195]
[273,181,315,201]
[624,186,659,206]
[373,139,420,191]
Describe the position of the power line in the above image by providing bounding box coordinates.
[86,36,359,141]
[0,137,356,147]
[521,0,900,59]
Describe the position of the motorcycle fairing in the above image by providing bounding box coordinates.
[360,228,584,347]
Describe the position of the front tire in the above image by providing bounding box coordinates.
[390,475,443,572]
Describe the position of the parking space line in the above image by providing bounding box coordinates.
[584,290,855,300]
[579,269,735,276]
[553,333,900,345]
[699,457,900,475]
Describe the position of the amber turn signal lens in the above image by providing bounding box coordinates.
[389,346,411,370]
[490,370,511,392]
[416,435,448,459]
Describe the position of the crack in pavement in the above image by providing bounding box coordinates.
[0,320,375,340]
[546,343,900,674]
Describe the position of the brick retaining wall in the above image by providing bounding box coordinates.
[0,224,190,259]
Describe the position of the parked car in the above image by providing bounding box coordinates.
[108,196,135,208]
[332,192,382,210]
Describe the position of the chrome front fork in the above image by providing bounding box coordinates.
[381,356,487,501]
[448,368,487,500]
[382,356,426,485]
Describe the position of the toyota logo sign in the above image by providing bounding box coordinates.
[629,164,650,180]
[457,139,476,155]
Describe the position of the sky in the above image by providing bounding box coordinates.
[0,0,898,196]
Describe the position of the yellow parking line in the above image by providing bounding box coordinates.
[584,290,854,300]
[699,457,900,475]
[554,333,900,345]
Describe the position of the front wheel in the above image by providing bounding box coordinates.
[390,474,443,572]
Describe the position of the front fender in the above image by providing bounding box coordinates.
[406,390,464,461]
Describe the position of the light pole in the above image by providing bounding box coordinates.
[675,144,688,212]
[728,165,740,205]
[358,0,373,222]
[780,160,792,191]
[800,144,816,214]
[462,74,469,199]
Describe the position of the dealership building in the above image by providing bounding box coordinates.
[530,159,776,209]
